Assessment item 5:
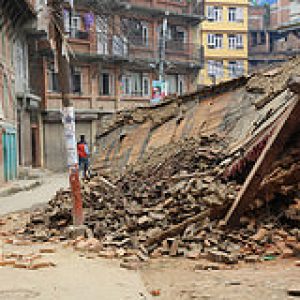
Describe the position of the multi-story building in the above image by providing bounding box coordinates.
[248,5,273,72]
[0,0,41,184]
[199,0,249,86]
[34,0,204,171]
[249,1,300,72]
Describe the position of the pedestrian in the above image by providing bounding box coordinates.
[77,134,89,179]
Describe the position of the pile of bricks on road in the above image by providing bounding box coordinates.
[22,133,300,265]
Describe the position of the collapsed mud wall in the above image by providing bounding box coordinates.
[94,71,294,173]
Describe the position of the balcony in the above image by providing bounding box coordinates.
[115,0,204,24]
[128,38,204,68]
[97,36,129,57]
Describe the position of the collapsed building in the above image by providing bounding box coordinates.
[24,57,300,264]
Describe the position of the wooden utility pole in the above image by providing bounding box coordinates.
[50,0,83,225]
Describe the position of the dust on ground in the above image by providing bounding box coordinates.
[141,258,300,300]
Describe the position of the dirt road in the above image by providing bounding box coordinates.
[0,175,150,300]
[0,244,148,300]
[0,173,69,215]
[141,258,300,300]
[0,175,299,300]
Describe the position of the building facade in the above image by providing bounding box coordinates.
[249,2,300,73]
[34,0,204,171]
[0,0,41,184]
[199,0,248,86]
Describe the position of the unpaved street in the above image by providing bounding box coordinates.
[0,243,148,300]
[141,258,300,300]
[0,175,149,300]
[0,174,69,215]
[0,175,299,300]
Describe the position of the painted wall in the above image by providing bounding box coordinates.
[0,18,18,184]
[199,0,249,86]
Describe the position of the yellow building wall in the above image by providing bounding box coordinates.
[198,0,249,86]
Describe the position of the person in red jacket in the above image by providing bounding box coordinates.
[77,134,90,179]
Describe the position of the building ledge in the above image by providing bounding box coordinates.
[42,108,116,121]
[117,2,204,25]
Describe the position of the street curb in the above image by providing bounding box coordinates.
[0,180,43,198]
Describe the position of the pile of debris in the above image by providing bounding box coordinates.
[246,57,300,109]
[22,131,300,265]
[24,135,239,255]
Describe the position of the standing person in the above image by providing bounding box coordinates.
[77,134,89,179]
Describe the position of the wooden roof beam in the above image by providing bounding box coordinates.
[224,75,300,226]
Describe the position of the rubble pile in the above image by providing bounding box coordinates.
[246,57,300,108]
[199,132,300,265]
[22,131,300,265]
[25,135,240,256]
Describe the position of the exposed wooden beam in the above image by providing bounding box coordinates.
[224,76,300,226]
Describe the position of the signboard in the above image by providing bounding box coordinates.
[62,107,78,166]
[151,80,165,104]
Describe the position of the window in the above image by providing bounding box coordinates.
[47,63,59,92]
[207,6,223,22]
[142,76,150,97]
[207,34,223,49]
[251,32,257,46]
[142,24,149,46]
[122,73,150,97]
[122,76,131,95]
[70,16,81,38]
[208,60,223,78]
[228,61,244,78]
[162,25,187,50]
[64,10,82,38]
[113,36,128,57]
[96,16,108,55]
[228,7,243,22]
[260,32,266,45]
[178,76,185,95]
[71,66,82,94]
[99,72,114,96]
[228,7,237,22]
[166,75,185,95]
[121,19,149,47]
[228,35,236,49]
[131,73,142,96]
[228,34,243,49]
[64,10,70,33]
[236,34,243,49]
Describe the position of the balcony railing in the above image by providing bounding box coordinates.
[96,35,129,58]
[94,34,204,66]
[115,0,204,19]
[128,38,204,66]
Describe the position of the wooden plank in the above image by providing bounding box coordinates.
[224,78,300,226]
